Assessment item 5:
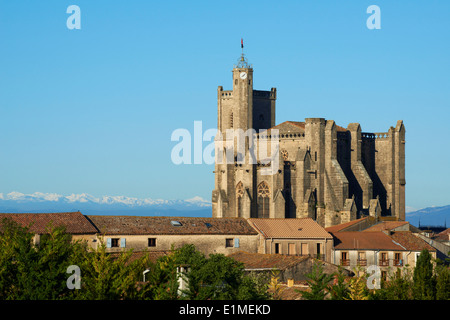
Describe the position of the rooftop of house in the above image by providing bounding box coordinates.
[331,230,436,252]
[325,217,370,233]
[0,212,99,235]
[248,218,333,239]
[363,221,409,232]
[433,228,450,242]
[86,215,258,236]
[331,231,403,251]
[228,251,310,271]
[109,250,170,264]
[390,231,436,252]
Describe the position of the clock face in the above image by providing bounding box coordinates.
[240,72,247,79]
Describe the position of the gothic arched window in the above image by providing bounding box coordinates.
[257,181,270,218]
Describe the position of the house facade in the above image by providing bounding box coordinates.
[248,218,334,262]
[329,230,436,278]
[85,215,259,256]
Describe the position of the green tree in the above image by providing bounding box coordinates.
[328,267,350,300]
[73,236,150,300]
[413,249,435,300]
[369,268,413,300]
[0,218,84,300]
[346,267,369,300]
[299,261,334,300]
[435,262,450,300]
[0,218,36,299]
[145,244,268,300]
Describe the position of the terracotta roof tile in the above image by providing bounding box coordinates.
[86,216,258,236]
[248,218,333,239]
[228,251,310,270]
[325,217,369,233]
[0,212,98,234]
[109,250,170,264]
[363,221,409,232]
[389,231,436,251]
[331,231,405,251]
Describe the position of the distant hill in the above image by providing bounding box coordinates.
[406,205,450,227]
[0,192,212,217]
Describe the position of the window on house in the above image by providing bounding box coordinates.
[358,251,367,266]
[225,238,234,248]
[111,238,120,248]
[288,243,296,255]
[275,243,280,254]
[301,243,308,255]
[380,252,389,266]
[341,251,349,266]
[394,252,403,266]
[148,238,156,247]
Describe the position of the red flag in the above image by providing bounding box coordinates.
[241,38,243,49]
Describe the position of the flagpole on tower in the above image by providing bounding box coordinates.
[240,38,245,62]
[234,38,251,68]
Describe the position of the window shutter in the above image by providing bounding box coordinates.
[106,238,112,248]
[234,238,240,248]
[120,238,126,248]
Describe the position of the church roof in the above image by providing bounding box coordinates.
[268,120,348,133]
[268,121,305,133]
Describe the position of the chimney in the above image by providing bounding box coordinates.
[177,265,190,296]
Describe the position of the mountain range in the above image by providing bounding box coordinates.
[0,192,212,217]
[0,192,448,227]
[405,205,450,228]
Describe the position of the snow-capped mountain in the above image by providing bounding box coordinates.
[0,191,212,217]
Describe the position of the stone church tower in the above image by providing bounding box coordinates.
[212,53,406,227]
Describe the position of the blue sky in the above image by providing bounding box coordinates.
[0,1,449,210]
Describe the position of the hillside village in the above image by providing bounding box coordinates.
[1,211,448,299]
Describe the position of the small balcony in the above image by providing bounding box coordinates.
[341,259,350,266]
[393,259,403,266]
[357,259,367,266]
[379,259,389,266]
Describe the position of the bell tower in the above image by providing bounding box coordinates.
[213,42,277,219]
[231,53,253,132]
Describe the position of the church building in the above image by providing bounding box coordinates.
[212,51,405,228]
